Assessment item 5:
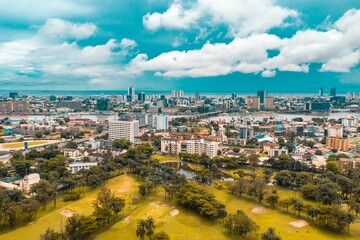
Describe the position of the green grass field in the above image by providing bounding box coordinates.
[151,154,180,163]
[1,141,48,149]
[2,175,360,240]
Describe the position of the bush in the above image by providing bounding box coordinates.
[63,192,81,202]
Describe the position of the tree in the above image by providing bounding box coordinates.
[150,231,170,240]
[110,196,125,218]
[145,217,156,238]
[65,141,78,149]
[316,182,341,205]
[279,199,292,212]
[136,220,147,240]
[30,180,56,209]
[230,179,248,197]
[112,138,132,149]
[248,179,267,203]
[92,187,113,224]
[265,194,280,208]
[40,228,62,240]
[64,214,96,240]
[224,210,259,237]
[261,227,281,240]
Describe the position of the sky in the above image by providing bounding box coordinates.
[0,0,360,93]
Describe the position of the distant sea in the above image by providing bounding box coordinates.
[0,90,353,97]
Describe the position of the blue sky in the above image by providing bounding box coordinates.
[0,0,360,93]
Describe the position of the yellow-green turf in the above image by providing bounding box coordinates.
[1,141,48,149]
[2,175,360,240]
[151,154,180,163]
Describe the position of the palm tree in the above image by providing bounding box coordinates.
[136,220,146,240]
[145,217,156,237]
[261,227,281,240]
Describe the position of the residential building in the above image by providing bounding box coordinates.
[152,114,169,130]
[246,96,260,110]
[326,137,349,151]
[68,162,98,174]
[341,116,357,127]
[340,158,360,169]
[172,90,184,98]
[186,139,220,158]
[264,97,274,109]
[109,120,139,143]
[62,148,81,158]
[268,148,288,157]
[328,125,343,138]
[161,138,181,155]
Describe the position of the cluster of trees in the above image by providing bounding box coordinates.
[0,187,40,227]
[136,217,170,240]
[177,184,227,219]
[224,210,258,237]
[40,187,125,240]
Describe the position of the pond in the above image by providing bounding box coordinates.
[177,169,196,179]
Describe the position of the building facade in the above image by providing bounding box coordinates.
[109,120,139,143]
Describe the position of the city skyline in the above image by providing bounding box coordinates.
[0,0,359,92]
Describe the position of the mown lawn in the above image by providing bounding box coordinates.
[1,141,48,149]
[3,174,360,240]
[151,154,180,163]
[0,174,138,240]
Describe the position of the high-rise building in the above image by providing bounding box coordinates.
[330,87,336,96]
[326,137,349,152]
[152,114,169,130]
[195,92,200,101]
[109,120,139,143]
[257,90,268,105]
[232,93,237,100]
[264,97,275,109]
[328,125,343,138]
[49,95,57,102]
[186,139,220,158]
[137,92,145,102]
[319,88,323,96]
[239,125,254,140]
[246,96,260,110]
[9,92,18,99]
[128,86,135,96]
[172,90,184,98]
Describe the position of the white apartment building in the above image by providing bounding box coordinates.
[161,138,181,155]
[68,162,98,174]
[187,139,220,158]
[268,148,289,157]
[152,114,169,130]
[341,116,357,127]
[109,120,139,143]
[327,125,343,138]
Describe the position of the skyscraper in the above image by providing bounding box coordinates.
[319,88,323,96]
[137,92,145,101]
[246,96,260,110]
[128,86,135,96]
[257,90,268,105]
[330,87,336,96]
[195,92,200,101]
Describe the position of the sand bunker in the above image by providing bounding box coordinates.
[169,209,179,217]
[125,216,132,222]
[289,220,309,228]
[251,206,266,214]
[60,209,75,217]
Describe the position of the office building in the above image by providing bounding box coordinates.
[128,86,135,96]
[239,125,254,141]
[232,93,237,100]
[109,120,139,143]
[161,137,181,155]
[257,90,268,105]
[138,92,145,102]
[319,88,323,96]
[264,97,275,109]
[330,87,336,96]
[195,92,200,101]
[152,114,169,130]
[9,92,18,99]
[246,96,260,110]
[303,102,330,111]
